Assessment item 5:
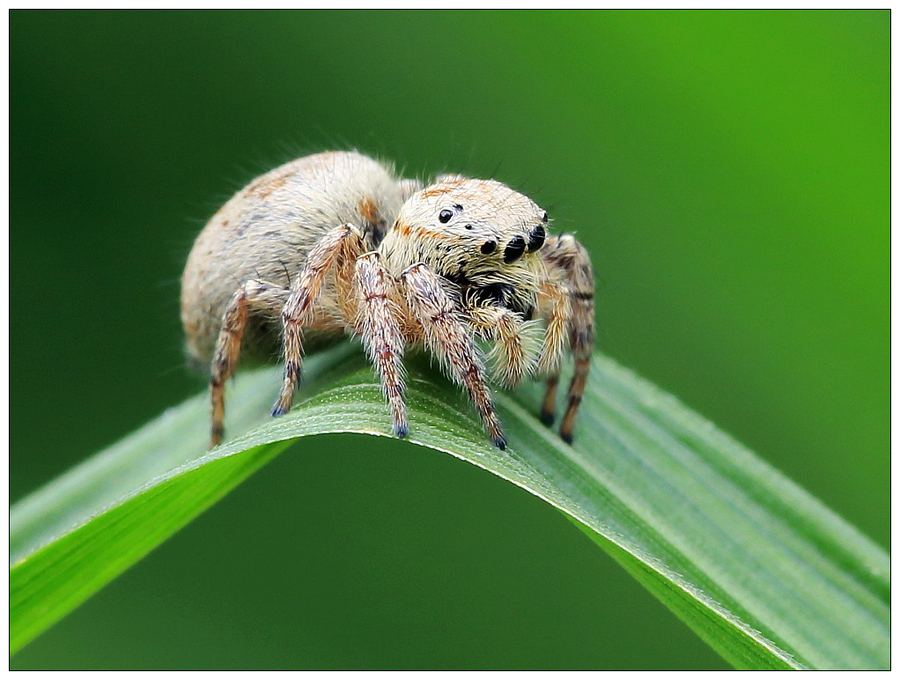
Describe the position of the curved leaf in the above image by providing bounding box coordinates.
[10,343,889,668]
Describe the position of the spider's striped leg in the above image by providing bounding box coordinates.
[354,252,409,438]
[401,263,506,449]
[210,279,289,448]
[273,223,363,417]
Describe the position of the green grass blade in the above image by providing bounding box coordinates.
[10,344,889,668]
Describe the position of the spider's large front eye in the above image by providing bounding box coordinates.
[439,209,453,223]
[504,235,527,263]
[528,225,546,251]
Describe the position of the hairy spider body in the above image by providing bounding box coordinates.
[181,151,595,450]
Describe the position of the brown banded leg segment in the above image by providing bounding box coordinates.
[468,305,539,387]
[401,264,506,450]
[560,276,595,443]
[273,224,363,417]
[210,279,290,448]
[354,252,409,438]
[539,373,560,426]
[544,235,596,444]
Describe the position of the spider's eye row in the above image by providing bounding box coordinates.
[541,211,549,223]
[481,240,497,254]
[528,224,546,251]
[503,235,527,263]
[438,209,453,223]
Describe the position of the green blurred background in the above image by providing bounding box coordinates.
[10,10,887,670]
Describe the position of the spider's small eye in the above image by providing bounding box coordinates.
[504,235,527,263]
[541,211,549,223]
[439,209,453,223]
[528,224,545,251]
[481,240,497,254]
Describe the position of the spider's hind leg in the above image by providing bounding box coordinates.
[210,279,289,448]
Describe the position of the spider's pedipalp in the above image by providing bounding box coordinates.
[210,279,290,448]
[536,280,571,376]
[468,304,541,387]
[535,279,570,429]
[540,234,596,443]
[401,263,506,449]
[274,223,364,417]
[354,252,409,438]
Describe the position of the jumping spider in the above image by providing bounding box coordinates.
[181,151,595,450]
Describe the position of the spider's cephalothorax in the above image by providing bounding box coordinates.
[181,151,595,450]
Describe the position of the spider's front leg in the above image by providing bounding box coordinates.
[353,252,409,438]
[273,223,364,417]
[401,264,506,449]
[537,234,596,444]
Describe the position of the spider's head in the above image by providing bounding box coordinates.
[382,178,549,314]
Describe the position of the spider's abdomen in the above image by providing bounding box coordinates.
[181,151,409,367]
